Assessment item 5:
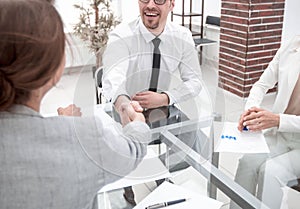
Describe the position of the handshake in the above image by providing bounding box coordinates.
[117,101,146,126]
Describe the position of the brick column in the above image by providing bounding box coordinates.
[219,0,286,97]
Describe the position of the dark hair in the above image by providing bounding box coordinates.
[0,0,65,110]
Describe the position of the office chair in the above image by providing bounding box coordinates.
[287,178,300,192]
[194,16,220,64]
[194,15,220,47]
[93,66,103,104]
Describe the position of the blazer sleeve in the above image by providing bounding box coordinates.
[97,116,151,185]
[279,114,300,133]
[80,107,151,184]
[245,47,281,110]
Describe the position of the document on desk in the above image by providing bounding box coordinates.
[133,181,223,209]
[214,122,270,153]
[98,149,171,193]
[280,186,300,209]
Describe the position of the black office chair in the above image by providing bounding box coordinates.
[194,16,220,64]
[287,178,300,192]
[93,66,103,104]
[193,15,220,46]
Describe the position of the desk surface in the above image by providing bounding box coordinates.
[105,105,190,129]
[95,103,267,209]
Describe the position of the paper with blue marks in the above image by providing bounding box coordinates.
[214,122,269,153]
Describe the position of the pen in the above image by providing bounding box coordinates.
[145,198,187,209]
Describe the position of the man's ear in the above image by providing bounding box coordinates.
[170,0,175,11]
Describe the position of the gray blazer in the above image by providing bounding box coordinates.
[0,105,151,209]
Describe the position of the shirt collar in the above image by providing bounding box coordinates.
[138,17,170,44]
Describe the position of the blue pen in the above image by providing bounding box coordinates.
[145,198,187,209]
[243,126,248,131]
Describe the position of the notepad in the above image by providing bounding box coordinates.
[214,122,270,153]
[133,181,223,209]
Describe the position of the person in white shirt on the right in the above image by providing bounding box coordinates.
[231,35,300,209]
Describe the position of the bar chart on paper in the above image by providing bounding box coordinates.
[214,122,270,153]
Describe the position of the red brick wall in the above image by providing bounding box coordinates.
[219,0,285,97]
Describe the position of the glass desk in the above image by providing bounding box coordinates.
[95,103,272,209]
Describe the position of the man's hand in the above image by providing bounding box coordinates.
[240,107,280,132]
[132,91,169,109]
[118,101,145,126]
[57,104,82,117]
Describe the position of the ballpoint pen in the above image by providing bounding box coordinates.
[145,198,187,209]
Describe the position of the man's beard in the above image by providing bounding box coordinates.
[145,19,159,30]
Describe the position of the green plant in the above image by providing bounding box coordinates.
[73,0,120,54]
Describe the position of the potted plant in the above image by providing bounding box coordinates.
[73,0,120,67]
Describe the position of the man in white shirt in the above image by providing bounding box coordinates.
[102,0,202,110]
[231,35,300,209]
[102,0,203,205]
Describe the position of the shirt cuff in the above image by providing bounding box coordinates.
[162,91,175,105]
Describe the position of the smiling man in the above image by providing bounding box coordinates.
[102,0,203,205]
[139,0,171,35]
[103,0,202,111]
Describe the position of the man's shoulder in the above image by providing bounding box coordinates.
[164,21,194,45]
[166,21,193,35]
[111,19,139,38]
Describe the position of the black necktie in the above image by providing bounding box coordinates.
[149,37,161,92]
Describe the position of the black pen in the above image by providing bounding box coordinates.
[145,198,187,209]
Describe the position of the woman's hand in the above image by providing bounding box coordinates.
[240,107,279,131]
[57,104,82,117]
[118,101,145,126]
[237,109,251,131]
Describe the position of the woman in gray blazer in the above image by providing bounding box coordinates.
[0,1,151,209]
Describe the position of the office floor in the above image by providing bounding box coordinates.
[41,60,276,209]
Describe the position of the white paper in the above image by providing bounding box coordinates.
[214,122,270,153]
[280,186,300,209]
[133,181,223,209]
[98,149,171,193]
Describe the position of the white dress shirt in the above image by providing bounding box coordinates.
[102,17,202,104]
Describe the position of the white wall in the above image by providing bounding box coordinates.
[54,0,122,68]
[56,0,299,40]
[55,0,299,67]
[282,0,300,44]
[113,0,221,24]
[120,0,139,23]
[54,0,221,32]
[194,0,221,20]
